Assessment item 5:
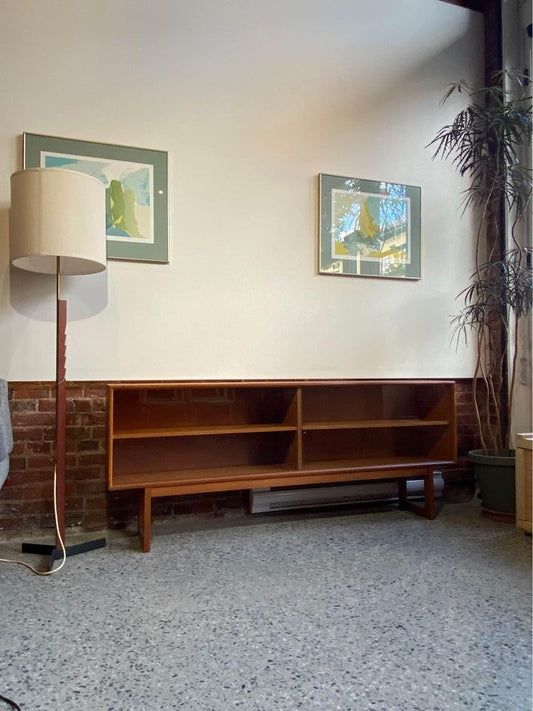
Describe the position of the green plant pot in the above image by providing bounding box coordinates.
[468,449,516,522]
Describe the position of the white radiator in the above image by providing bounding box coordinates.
[250,472,444,514]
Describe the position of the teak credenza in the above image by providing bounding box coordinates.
[107,380,457,551]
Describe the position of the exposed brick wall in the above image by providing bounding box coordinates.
[1,381,245,536]
[484,0,502,86]
[1,379,477,537]
[107,487,245,531]
[1,382,108,534]
[451,378,481,482]
[455,378,481,457]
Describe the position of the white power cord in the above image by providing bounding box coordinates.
[0,466,66,575]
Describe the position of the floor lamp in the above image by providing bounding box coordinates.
[10,167,108,568]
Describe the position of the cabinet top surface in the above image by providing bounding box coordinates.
[108,379,456,390]
[516,433,533,449]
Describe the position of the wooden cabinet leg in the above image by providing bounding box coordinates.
[398,478,407,509]
[138,489,152,553]
[423,470,436,519]
[404,470,437,520]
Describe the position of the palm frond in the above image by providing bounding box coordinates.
[429,71,532,454]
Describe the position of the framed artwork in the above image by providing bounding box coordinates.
[318,173,421,279]
[23,133,168,263]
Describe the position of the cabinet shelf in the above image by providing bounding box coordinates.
[114,423,298,439]
[302,419,449,431]
[109,457,453,489]
[113,419,449,440]
[111,463,296,490]
[300,456,455,473]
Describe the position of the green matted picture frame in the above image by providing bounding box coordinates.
[23,132,168,263]
[318,173,421,280]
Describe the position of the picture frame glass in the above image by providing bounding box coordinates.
[23,133,168,263]
[319,173,421,279]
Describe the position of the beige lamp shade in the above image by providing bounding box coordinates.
[10,167,107,275]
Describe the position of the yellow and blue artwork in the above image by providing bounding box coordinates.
[319,174,421,279]
[23,133,168,263]
[42,152,153,245]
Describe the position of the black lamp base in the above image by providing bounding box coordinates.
[21,537,106,571]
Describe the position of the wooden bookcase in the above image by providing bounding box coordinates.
[108,380,457,551]
[515,433,532,533]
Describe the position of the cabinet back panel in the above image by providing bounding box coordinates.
[302,383,455,423]
[302,426,452,463]
[113,432,296,475]
[302,429,395,462]
[113,387,298,430]
[302,385,426,422]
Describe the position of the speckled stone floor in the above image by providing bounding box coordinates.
[0,499,531,711]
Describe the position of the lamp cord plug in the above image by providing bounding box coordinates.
[0,467,66,575]
[0,692,21,710]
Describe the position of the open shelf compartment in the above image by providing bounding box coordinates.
[112,384,299,435]
[110,431,299,489]
[301,382,454,425]
[301,425,454,467]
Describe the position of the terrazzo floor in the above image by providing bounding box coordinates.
[0,499,531,711]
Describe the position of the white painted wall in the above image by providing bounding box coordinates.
[0,0,483,381]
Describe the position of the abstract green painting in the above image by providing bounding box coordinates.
[23,133,168,263]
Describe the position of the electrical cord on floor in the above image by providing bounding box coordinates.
[0,692,21,710]
[0,467,66,575]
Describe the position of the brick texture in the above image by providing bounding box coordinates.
[1,380,477,536]
[455,378,481,455]
[448,378,481,482]
[1,382,109,534]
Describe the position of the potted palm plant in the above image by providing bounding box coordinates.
[428,70,532,520]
